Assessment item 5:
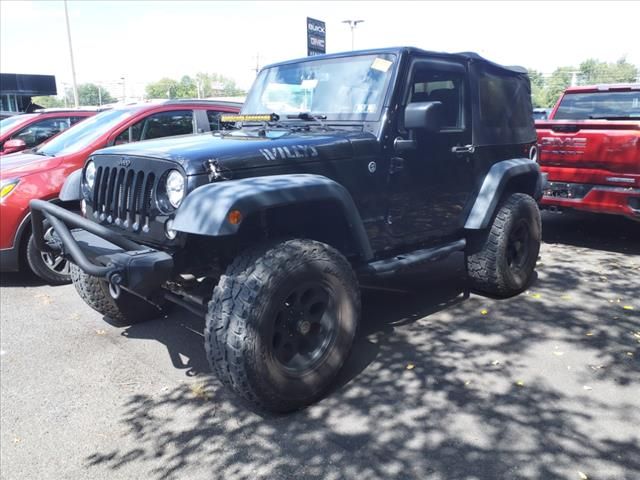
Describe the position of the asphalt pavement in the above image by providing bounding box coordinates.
[1,211,639,480]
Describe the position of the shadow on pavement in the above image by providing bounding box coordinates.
[542,210,640,255]
[0,270,48,288]
[84,247,640,479]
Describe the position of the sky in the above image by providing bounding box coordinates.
[1,0,639,99]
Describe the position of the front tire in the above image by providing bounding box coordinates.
[70,264,164,325]
[206,239,360,413]
[26,226,71,285]
[466,193,541,297]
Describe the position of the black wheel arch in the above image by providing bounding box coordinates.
[172,174,374,262]
[465,158,542,230]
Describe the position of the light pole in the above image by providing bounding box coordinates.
[342,19,364,50]
[120,76,126,103]
[63,0,79,107]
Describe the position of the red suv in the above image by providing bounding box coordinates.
[0,108,101,155]
[0,100,241,283]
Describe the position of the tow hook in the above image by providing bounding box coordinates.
[108,272,123,299]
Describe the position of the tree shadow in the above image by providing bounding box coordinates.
[84,246,640,479]
[542,210,640,255]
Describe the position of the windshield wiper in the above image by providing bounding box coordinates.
[286,112,328,129]
[32,149,53,156]
[588,115,639,120]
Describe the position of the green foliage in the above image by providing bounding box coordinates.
[528,58,639,108]
[145,77,178,99]
[579,57,638,84]
[544,67,574,108]
[31,96,65,108]
[145,73,245,99]
[75,83,116,106]
[527,69,546,108]
[34,83,116,108]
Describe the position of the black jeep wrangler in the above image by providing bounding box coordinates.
[31,48,543,412]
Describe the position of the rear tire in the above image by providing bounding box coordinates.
[466,193,541,297]
[70,264,164,325]
[205,239,360,413]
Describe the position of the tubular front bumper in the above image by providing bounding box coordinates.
[29,199,174,295]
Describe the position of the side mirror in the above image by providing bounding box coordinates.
[404,101,443,133]
[2,138,27,154]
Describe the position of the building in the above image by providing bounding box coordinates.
[0,73,57,117]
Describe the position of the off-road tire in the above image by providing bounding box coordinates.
[466,193,541,297]
[70,264,163,325]
[26,229,71,285]
[205,239,360,413]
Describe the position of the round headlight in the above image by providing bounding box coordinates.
[166,170,185,208]
[85,161,96,189]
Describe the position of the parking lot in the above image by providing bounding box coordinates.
[1,211,638,480]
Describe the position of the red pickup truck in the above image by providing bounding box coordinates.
[536,84,640,220]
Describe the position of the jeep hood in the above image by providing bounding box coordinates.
[0,151,61,179]
[94,129,379,175]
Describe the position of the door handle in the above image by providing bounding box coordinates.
[451,144,475,154]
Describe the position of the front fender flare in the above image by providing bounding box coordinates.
[172,174,374,261]
[59,169,82,201]
[465,158,541,229]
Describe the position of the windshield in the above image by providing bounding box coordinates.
[37,108,134,156]
[554,91,640,120]
[242,53,397,122]
[0,114,35,134]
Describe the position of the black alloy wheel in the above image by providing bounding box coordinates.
[506,219,531,270]
[271,281,338,375]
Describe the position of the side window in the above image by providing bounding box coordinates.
[206,110,235,131]
[11,117,71,148]
[409,69,464,129]
[69,116,87,126]
[141,110,194,140]
[114,122,143,145]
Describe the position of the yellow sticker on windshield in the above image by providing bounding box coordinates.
[371,58,393,72]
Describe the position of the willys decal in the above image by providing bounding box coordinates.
[259,145,319,161]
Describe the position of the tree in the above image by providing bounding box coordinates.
[75,83,115,106]
[543,67,575,108]
[527,69,546,108]
[145,73,246,99]
[579,57,638,85]
[145,77,179,99]
[31,95,64,108]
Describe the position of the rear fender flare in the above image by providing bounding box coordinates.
[465,158,541,229]
[172,174,374,261]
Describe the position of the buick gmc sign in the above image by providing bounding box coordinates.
[307,17,326,56]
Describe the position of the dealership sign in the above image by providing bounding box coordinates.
[307,17,326,56]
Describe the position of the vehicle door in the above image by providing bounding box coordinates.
[386,57,475,246]
[110,109,195,145]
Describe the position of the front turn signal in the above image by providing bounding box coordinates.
[228,209,242,225]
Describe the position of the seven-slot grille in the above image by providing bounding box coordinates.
[89,157,174,233]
